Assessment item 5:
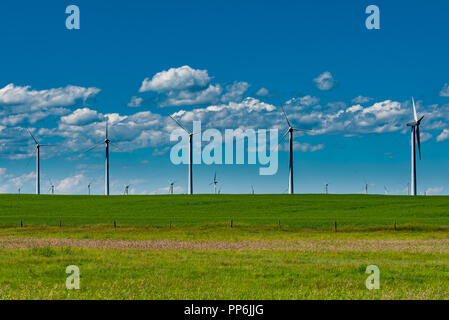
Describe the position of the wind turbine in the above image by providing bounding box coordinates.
[251,185,255,195]
[169,181,176,195]
[87,181,93,195]
[279,107,311,194]
[407,98,424,196]
[210,172,218,194]
[123,184,131,195]
[169,115,200,195]
[26,129,55,195]
[325,183,329,195]
[48,178,55,195]
[82,120,113,196]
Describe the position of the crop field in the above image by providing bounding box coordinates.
[1,194,449,299]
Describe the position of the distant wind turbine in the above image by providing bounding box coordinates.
[26,129,56,195]
[210,172,218,194]
[169,115,200,195]
[407,97,424,196]
[48,178,55,195]
[123,184,131,195]
[279,106,311,194]
[169,180,176,195]
[251,185,255,195]
[87,179,96,196]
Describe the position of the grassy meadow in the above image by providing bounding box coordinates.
[1,194,449,299]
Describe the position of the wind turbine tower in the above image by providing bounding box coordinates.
[279,107,311,194]
[82,120,112,196]
[27,129,54,195]
[407,98,424,196]
[169,115,199,195]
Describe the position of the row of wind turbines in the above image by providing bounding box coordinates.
[25,98,424,196]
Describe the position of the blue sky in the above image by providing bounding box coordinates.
[1,0,449,195]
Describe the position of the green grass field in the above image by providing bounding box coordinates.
[1,194,449,300]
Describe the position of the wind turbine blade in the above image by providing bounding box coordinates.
[27,129,39,145]
[412,97,418,122]
[110,142,125,153]
[80,142,104,155]
[293,128,312,133]
[417,115,425,125]
[280,106,291,127]
[416,126,422,160]
[169,115,190,134]
[278,129,289,145]
[106,120,109,139]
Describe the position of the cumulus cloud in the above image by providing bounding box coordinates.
[139,66,211,93]
[221,82,249,103]
[440,84,449,97]
[352,95,372,104]
[56,174,85,194]
[425,186,444,195]
[162,84,222,107]
[314,72,335,91]
[287,95,320,107]
[0,84,99,112]
[256,87,269,97]
[61,108,103,125]
[280,141,324,152]
[437,129,449,142]
[0,83,100,138]
[127,96,143,107]
[139,66,225,107]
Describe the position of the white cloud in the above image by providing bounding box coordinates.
[298,95,319,106]
[139,65,211,92]
[162,84,222,107]
[256,87,269,97]
[150,185,184,195]
[221,82,249,103]
[0,84,100,130]
[56,174,85,194]
[425,186,444,195]
[352,95,372,104]
[437,129,449,142]
[61,108,103,125]
[281,142,324,152]
[440,84,449,97]
[138,66,226,107]
[314,72,335,91]
[420,131,432,143]
[347,104,363,113]
[127,96,143,107]
[0,84,99,111]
